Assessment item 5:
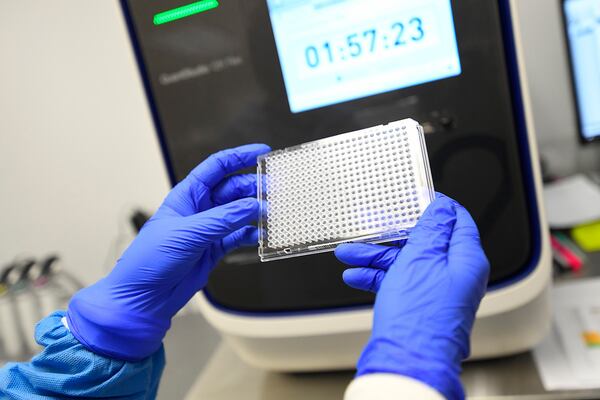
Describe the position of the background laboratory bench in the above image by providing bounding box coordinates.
[155,251,600,400]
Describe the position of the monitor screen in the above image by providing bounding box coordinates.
[266,0,462,113]
[563,0,600,142]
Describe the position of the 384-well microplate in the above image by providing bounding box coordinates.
[257,118,435,262]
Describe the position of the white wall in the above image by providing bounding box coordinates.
[0,1,170,285]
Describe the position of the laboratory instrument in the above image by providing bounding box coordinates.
[121,0,551,370]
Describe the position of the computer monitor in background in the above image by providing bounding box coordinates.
[562,0,600,143]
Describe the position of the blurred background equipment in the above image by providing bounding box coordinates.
[562,0,600,144]
[0,255,82,361]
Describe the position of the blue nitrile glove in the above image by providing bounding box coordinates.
[67,144,271,362]
[335,194,490,400]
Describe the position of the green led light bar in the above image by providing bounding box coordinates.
[153,0,219,26]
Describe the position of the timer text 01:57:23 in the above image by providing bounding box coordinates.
[304,17,425,68]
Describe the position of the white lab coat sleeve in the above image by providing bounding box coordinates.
[344,373,445,400]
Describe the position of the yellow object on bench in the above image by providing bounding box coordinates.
[571,221,600,252]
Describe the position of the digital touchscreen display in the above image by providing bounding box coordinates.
[563,0,600,141]
[266,0,462,113]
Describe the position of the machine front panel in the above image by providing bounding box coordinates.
[123,0,534,312]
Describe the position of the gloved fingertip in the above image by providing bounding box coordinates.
[433,191,460,207]
[259,144,272,154]
[434,191,446,200]
[341,268,353,281]
[342,268,384,292]
[407,196,457,247]
[342,268,366,290]
[418,195,457,225]
[335,243,398,269]
[238,143,272,159]
[334,243,353,258]
[247,143,272,153]
[334,243,369,265]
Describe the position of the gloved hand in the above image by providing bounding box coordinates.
[67,144,271,361]
[335,194,490,400]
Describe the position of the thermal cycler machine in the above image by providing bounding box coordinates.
[121,0,551,370]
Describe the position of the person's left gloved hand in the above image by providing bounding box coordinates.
[67,144,271,362]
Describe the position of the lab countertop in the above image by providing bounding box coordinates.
[184,343,600,400]
[169,251,600,400]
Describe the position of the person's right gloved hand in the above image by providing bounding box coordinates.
[335,195,490,400]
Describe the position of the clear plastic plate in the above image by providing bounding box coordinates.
[257,118,435,262]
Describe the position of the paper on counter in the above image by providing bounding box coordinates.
[533,278,600,390]
[543,174,600,228]
[554,306,600,382]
